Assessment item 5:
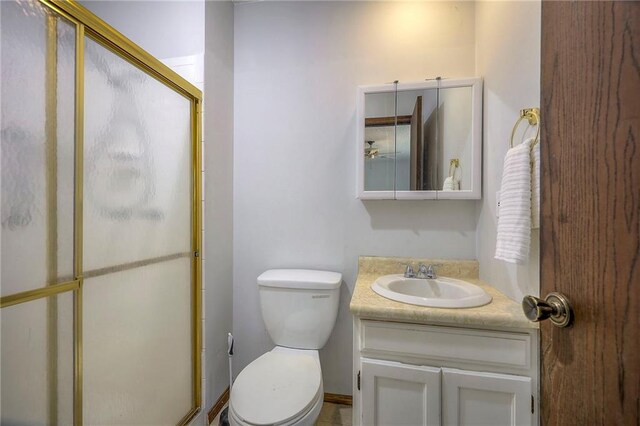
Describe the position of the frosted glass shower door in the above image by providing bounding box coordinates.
[1,2,76,296]
[1,1,77,424]
[82,36,194,424]
[2,0,201,422]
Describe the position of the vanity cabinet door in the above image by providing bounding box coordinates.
[442,368,532,426]
[361,358,441,426]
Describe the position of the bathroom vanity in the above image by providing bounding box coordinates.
[350,257,539,426]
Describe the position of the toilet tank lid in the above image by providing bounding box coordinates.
[258,269,342,290]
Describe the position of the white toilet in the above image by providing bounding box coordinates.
[229,269,342,426]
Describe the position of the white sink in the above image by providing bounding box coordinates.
[371,274,492,308]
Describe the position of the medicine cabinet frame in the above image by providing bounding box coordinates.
[356,78,483,200]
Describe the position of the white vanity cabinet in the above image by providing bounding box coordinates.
[441,368,532,426]
[361,359,441,426]
[353,319,539,426]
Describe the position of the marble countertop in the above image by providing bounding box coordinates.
[349,256,537,330]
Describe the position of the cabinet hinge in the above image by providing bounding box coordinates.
[357,371,361,391]
[531,395,534,414]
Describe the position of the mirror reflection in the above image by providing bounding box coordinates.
[363,83,475,194]
[437,86,473,192]
[363,91,396,191]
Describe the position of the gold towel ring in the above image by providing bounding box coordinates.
[510,108,540,148]
[448,158,459,179]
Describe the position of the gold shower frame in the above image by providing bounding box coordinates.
[0,1,203,424]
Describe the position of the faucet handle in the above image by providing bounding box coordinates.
[428,263,443,271]
[403,264,415,278]
[418,263,442,279]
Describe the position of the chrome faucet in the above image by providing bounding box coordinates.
[404,264,415,278]
[416,264,441,279]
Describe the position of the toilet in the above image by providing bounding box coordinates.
[229,269,342,426]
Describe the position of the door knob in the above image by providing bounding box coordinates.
[522,292,572,328]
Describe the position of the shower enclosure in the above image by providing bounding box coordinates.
[1,1,202,424]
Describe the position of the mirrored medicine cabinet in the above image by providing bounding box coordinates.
[356,78,482,200]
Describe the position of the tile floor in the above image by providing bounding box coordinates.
[209,402,352,426]
[316,402,352,426]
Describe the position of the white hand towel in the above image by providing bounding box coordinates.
[531,141,540,229]
[495,139,532,264]
[442,177,460,191]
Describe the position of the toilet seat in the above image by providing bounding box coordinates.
[229,390,323,426]
[230,347,323,426]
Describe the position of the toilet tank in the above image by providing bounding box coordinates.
[258,269,342,350]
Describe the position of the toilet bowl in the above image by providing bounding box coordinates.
[229,347,324,426]
[228,269,342,426]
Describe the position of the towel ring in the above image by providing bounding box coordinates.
[448,158,459,180]
[510,108,540,148]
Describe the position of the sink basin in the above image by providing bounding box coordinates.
[371,274,492,308]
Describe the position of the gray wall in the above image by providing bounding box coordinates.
[80,1,204,59]
[233,1,478,395]
[203,0,234,414]
[475,1,541,301]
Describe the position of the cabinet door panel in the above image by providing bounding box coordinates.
[362,358,440,426]
[442,368,532,426]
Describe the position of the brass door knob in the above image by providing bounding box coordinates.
[522,292,572,328]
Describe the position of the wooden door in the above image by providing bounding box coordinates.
[540,2,639,424]
[410,96,423,190]
[361,358,440,426]
[442,368,532,426]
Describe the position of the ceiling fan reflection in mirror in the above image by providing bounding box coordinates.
[364,140,397,160]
